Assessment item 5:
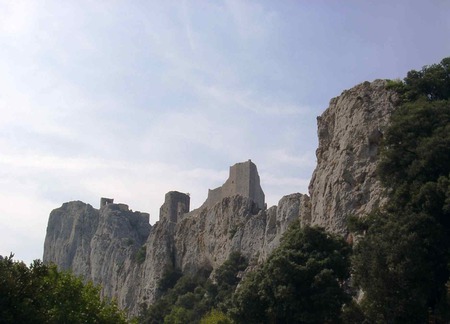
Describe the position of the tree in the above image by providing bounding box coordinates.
[0,254,128,324]
[200,309,233,324]
[139,252,247,324]
[352,211,448,323]
[378,99,450,216]
[387,57,450,102]
[231,222,352,323]
[352,56,450,322]
[212,251,248,311]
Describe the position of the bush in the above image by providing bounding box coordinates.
[231,222,351,323]
[0,254,128,323]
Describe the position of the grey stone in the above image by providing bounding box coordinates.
[308,79,398,234]
[43,79,398,315]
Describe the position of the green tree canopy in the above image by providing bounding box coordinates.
[387,57,450,102]
[139,252,247,324]
[352,56,450,323]
[0,254,128,324]
[231,222,351,323]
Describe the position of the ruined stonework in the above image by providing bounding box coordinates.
[206,160,265,210]
[308,79,398,234]
[159,191,190,222]
[43,79,398,315]
[44,160,305,315]
[100,197,114,208]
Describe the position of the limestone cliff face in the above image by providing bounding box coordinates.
[173,193,310,273]
[308,79,398,234]
[44,165,309,315]
[43,79,397,315]
[44,202,151,310]
[44,201,99,274]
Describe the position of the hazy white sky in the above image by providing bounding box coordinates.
[1,0,449,264]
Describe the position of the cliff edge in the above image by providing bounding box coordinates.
[43,79,398,314]
[309,79,398,235]
[44,161,310,315]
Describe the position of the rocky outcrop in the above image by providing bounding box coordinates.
[43,79,398,315]
[44,201,99,274]
[44,163,308,315]
[44,202,151,309]
[308,79,398,234]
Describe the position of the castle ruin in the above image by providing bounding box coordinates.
[102,160,265,224]
[206,160,265,210]
[159,191,190,223]
[100,197,114,208]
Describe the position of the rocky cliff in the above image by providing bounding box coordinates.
[43,79,398,315]
[44,162,311,315]
[309,79,398,235]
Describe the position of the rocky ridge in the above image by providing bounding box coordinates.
[43,79,398,314]
[44,162,311,315]
[309,79,398,234]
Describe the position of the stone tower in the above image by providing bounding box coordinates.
[159,191,190,223]
[206,160,265,210]
[100,197,114,208]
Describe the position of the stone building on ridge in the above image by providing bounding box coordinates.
[206,160,265,210]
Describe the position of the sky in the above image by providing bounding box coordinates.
[1,0,449,264]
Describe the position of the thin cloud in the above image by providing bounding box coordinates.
[182,0,196,52]
[1,1,448,265]
[196,83,311,115]
[265,149,317,168]
[224,0,276,41]
[0,1,37,35]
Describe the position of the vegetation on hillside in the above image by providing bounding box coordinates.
[0,254,128,324]
[351,56,450,323]
[138,224,352,324]
[231,223,351,323]
[138,252,246,324]
[3,57,449,323]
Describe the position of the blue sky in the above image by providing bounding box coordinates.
[1,0,449,264]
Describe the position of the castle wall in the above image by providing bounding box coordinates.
[100,197,114,208]
[207,187,223,208]
[206,160,265,210]
[248,162,265,210]
[159,191,190,223]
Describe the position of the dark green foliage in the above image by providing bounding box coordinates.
[353,56,450,322]
[340,300,366,324]
[352,212,448,323]
[134,245,146,264]
[378,100,450,199]
[125,238,134,246]
[213,251,248,310]
[231,222,352,323]
[139,252,247,324]
[0,254,128,324]
[387,57,450,103]
[157,264,182,294]
[200,309,233,324]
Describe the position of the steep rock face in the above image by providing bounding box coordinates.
[259,193,311,261]
[44,172,308,316]
[135,193,309,312]
[44,202,151,310]
[43,201,99,275]
[136,218,177,306]
[308,79,398,234]
[43,79,398,315]
[88,203,151,308]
